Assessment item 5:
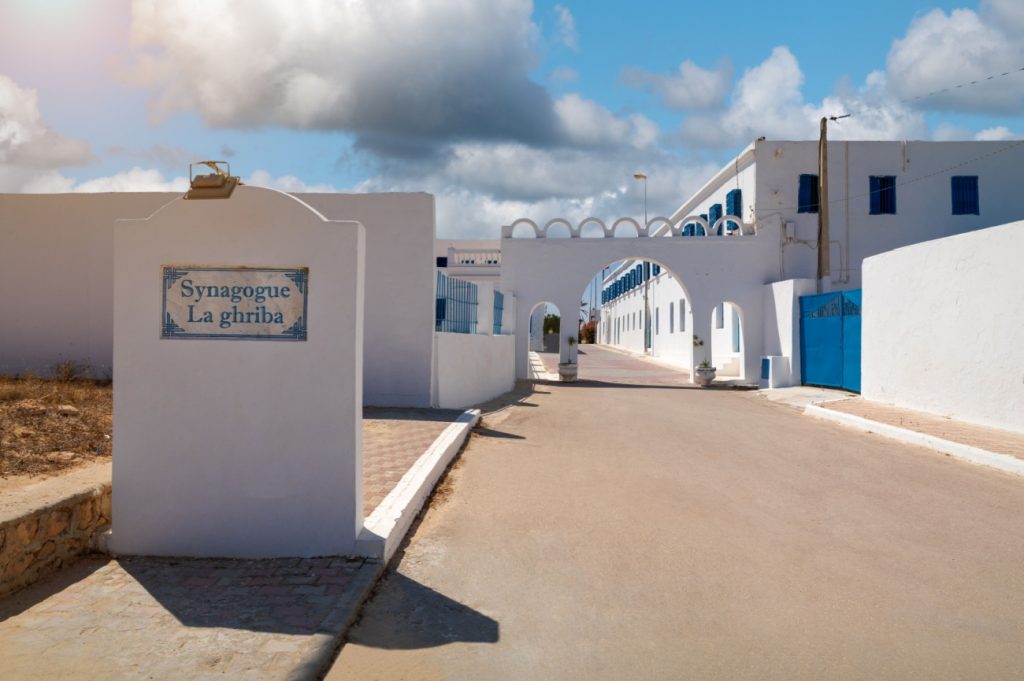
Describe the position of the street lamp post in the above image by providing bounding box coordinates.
[634,172,650,352]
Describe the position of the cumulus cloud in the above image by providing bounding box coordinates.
[17,167,188,193]
[679,49,925,148]
[554,94,659,149]
[886,7,1024,113]
[246,169,337,193]
[0,74,90,171]
[973,126,1020,141]
[553,4,578,51]
[126,0,561,149]
[352,139,718,238]
[622,59,733,110]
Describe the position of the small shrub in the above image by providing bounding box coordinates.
[52,361,87,383]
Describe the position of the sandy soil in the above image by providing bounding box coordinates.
[0,375,112,481]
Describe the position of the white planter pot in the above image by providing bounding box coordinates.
[558,363,578,382]
[694,366,717,387]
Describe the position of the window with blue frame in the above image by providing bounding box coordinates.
[698,214,708,235]
[708,204,723,233]
[725,189,742,232]
[951,176,979,215]
[869,176,897,215]
[798,174,819,213]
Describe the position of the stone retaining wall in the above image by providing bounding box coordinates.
[0,463,111,598]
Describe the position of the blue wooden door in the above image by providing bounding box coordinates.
[841,290,862,393]
[799,290,861,392]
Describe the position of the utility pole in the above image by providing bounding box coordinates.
[818,114,848,292]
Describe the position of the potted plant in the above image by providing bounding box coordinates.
[693,335,716,386]
[559,336,578,382]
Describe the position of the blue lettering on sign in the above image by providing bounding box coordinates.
[161,266,308,341]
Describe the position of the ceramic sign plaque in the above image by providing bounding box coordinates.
[161,266,308,340]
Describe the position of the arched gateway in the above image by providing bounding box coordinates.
[500,214,784,383]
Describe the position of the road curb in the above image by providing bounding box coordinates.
[355,409,481,562]
[287,559,385,681]
[805,403,1024,477]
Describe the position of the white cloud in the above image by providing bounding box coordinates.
[679,49,925,148]
[622,59,732,110]
[126,0,560,147]
[886,8,1024,114]
[17,167,188,193]
[246,169,338,193]
[553,4,578,51]
[0,74,90,172]
[353,139,718,238]
[554,94,658,149]
[974,126,1019,141]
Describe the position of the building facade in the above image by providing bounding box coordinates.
[598,139,1024,376]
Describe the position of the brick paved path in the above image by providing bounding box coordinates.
[362,408,464,516]
[0,555,377,681]
[0,407,465,680]
[822,398,1024,460]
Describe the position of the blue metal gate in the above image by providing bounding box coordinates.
[799,289,861,392]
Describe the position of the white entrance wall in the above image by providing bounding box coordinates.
[111,187,366,557]
[501,226,778,383]
[762,278,817,387]
[862,220,1024,434]
[297,193,436,407]
[435,333,515,409]
[0,191,435,408]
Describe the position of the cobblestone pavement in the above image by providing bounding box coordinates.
[821,398,1024,459]
[363,408,464,516]
[0,555,380,681]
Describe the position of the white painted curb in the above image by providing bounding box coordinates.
[805,404,1024,477]
[355,409,481,562]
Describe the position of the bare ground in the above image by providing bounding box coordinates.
[0,375,112,480]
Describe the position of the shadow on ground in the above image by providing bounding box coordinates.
[0,557,107,622]
[345,572,498,649]
[119,555,366,635]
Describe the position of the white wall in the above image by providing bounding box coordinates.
[111,187,365,557]
[0,191,436,408]
[762,278,817,387]
[298,193,435,407]
[862,221,1024,433]
[0,193,173,377]
[754,140,1024,288]
[435,333,515,409]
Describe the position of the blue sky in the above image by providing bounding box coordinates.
[0,0,1021,238]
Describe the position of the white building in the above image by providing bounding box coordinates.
[598,139,1024,378]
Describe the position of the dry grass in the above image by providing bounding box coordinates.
[0,374,112,478]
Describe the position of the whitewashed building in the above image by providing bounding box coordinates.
[499,138,1024,386]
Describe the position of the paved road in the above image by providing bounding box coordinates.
[327,345,1024,681]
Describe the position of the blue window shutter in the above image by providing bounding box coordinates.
[698,214,708,236]
[683,223,692,236]
[798,174,819,213]
[951,176,979,215]
[869,176,882,214]
[725,189,742,232]
[644,262,650,280]
[708,203,723,234]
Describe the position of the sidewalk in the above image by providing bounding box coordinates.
[817,398,1024,461]
[0,407,475,681]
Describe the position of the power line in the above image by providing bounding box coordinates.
[909,66,1024,103]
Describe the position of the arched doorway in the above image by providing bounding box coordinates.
[527,301,561,379]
